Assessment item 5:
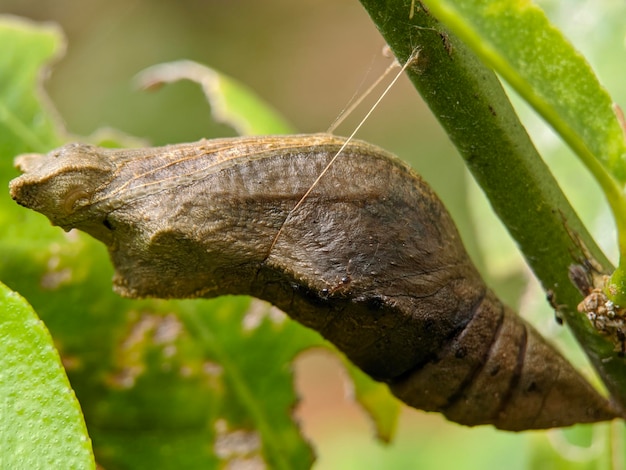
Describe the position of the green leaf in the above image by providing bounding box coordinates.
[136,60,295,135]
[87,297,318,469]
[527,423,614,469]
[0,17,95,466]
[342,361,400,443]
[0,282,95,469]
[0,17,63,158]
[177,299,319,470]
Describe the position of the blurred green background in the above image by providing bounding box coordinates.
[2,0,625,468]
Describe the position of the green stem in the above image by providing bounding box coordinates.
[359,0,626,410]
[421,0,626,255]
[418,0,626,271]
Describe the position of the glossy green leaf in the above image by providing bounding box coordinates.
[0,282,94,469]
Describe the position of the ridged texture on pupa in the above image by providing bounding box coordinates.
[10,134,619,430]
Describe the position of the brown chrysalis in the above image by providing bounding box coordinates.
[9,134,620,430]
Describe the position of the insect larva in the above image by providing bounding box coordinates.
[9,133,619,430]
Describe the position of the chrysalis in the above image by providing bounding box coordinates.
[10,134,619,430]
